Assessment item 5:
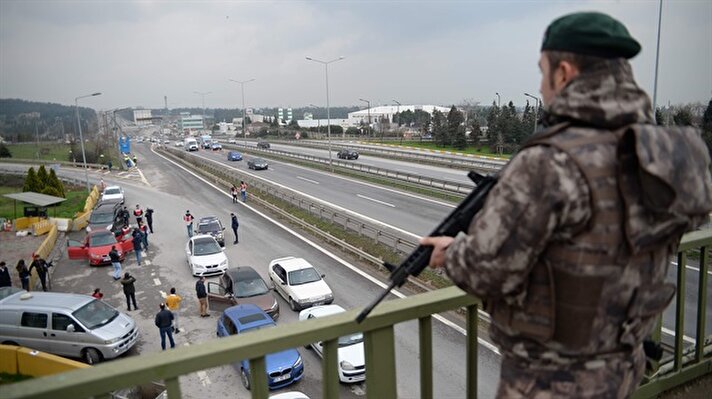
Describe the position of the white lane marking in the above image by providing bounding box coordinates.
[159,290,167,298]
[144,259,151,265]
[137,168,151,186]
[153,278,161,286]
[670,260,712,276]
[357,194,396,208]
[296,176,320,185]
[151,272,156,276]
[152,147,501,356]
[352,384,366,396]
[197,371,212,386]
[661,327,697,344]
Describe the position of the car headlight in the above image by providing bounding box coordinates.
[293,356,303,368]
[90,253,102,259]
[105,337,121,344]
[219,260,228,267]
[269,300,279,311]
[340,361,355,370]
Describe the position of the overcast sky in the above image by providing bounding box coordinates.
[1,0,710,111]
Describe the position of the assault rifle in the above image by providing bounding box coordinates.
[356,171,497,323]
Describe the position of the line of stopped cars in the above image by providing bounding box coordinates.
[206,254,365,392]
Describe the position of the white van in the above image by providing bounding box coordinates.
[184,138,199,151]
[0,287,139,364]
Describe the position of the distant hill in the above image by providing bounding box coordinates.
[0,98,97,143]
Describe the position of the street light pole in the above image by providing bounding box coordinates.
[652,0,663,123]
[193,91,212,130]
[358,98,371,139]
[75,92,102,192]
[524,92,541,136]
[306,56,345,171]
[495,92,501,108]
[229,79,255,149]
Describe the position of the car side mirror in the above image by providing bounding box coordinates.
[66,324,75,333]
[321,274,326,278]
[222,227,226,231]
[280,281,286,285]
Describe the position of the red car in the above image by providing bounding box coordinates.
[67,230,135,266]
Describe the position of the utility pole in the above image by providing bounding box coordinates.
[229,78,255,148]
[306,56,346,170]
[359,98,371,139]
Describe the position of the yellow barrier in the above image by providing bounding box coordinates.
[31,219,52,236]
[0,345,89,378]
[14,217,40,230]
[72,211,90,231]
[0,345,19,374]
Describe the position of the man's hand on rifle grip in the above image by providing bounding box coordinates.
[420,236,455,269]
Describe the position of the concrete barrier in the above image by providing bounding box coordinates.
[31,219,52,236]
[72,211,91,231]
[14,217,40,230]
[49,217,72,232]
[0,345,89,378]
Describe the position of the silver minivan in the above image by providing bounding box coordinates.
[0,287,139,364]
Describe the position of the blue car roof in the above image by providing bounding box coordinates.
[225,304,274,331]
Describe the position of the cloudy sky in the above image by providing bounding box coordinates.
[1,0,710,111]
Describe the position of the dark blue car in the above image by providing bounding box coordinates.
[217,304,304,390]
[227,151,243,161]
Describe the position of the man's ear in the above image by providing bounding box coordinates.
[555,60,580,90]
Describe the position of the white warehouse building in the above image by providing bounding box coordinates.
[348,105,451,126]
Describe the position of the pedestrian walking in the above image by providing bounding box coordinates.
[421,11,712,398]
[166,288,182,333]
[0,261,12,287]
[230,185,238,203]
[99,178,107,192]
[121,272,138,311]
[107,160,112,172]
[121,206,130,226]
[92,288,104,299]
[124,154,131,168]
[145,207,154,233]
[139,221,149,250]
[109,245,122,280]
[132,229,143,265]
[184,210,195,238]
[29,254,50,291]
[155,303,175,350]
[16,260,30,291]
[231,213,239,244]
[195,276,209,317]
[133,205,144,225]
[239,181,247,202]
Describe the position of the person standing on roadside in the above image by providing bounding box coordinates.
[109,245,122,280]
[132,229,143,265]
[134,204,144,225]
[0,261,12,287]
[184,210,195,238]
[145,207,154,233]
[230,185,238,203]
[92,288,104,299]
[139,221,149,250]
[132,155,138,167]
[121,272,138,311]
[29,254,50,291]
[231,213,239,244]
[166,287,183,333]
[239,181,248,202]
[121,206,130,226]
[16,260,30,291]
[155,303,175,350]
[195,276,209,317]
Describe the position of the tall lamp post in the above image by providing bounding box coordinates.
[229,78,255,148]
[75,92,102,192]
[306,55,345,170]
[193,91,212,130]
[358,98,371,139]
[495,92,501,107]
[524,92,541,135]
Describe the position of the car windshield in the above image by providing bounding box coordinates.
[198,222,220,233]
[193,238,221,255]
[339,332,364,347]
[89,212,114,224]
[89,233,116,247]
[288,267,321,285]
[73,299,119,330]
[235,277,269,298]
[104,188,121,195]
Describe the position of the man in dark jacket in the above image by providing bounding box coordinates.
[145,207,154,233]
[29,254,50,291]
[154,303,175,350]
[231,213,239,244]
[120,272,138,311]
[0,261,12,287]
[109,246,122,280]
[195,276,208,317]
[132,229,143,265]
[121,206,130,226]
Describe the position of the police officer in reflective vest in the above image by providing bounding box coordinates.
[133,204,144,225]
[422,12,712,398]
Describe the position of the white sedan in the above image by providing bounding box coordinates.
[268,256,333,311]
[299,305,365,383]
[185,235,228,277]
[101,186,124,204]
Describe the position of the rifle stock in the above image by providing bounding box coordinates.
[356,171,497,323]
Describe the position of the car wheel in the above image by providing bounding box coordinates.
[289,297,298,311]
[241,368,251,390]
[83,348,102,365]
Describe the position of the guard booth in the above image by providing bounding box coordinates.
[23,206,48,218]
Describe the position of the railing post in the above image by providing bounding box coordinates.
[165,377,182,399]
[419,316,433,399]
[695,245,708,362]
[674,252,686,371]
[249,356,269,399]
[322,339,340,398]
[365,326,397,399]
[466,304,478,399]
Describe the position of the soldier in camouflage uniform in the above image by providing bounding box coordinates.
[422,12,712,398]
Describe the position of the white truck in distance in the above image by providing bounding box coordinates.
[184,138,199,151]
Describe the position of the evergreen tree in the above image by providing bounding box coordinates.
[446,105,465,146]
[673,107,693,126]
[0,143,11,158]
[49,168,66,197]
[23,167,42,192]
[432,110,447,146]
[37,165,50,190]
[702,98,712,159]
[453,125,467,150]
[469,119,483,146]
[655,107,665,125]
[486,101,501,153]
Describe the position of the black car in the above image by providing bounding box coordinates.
[337,148,359,160]
[256,141,270,149]
[87,202,123,234]
[247,158,268,170]
[197,216,225,246]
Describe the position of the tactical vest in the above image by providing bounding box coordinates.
[487,124,681,356]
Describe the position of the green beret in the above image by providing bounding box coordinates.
[542,12,641,59]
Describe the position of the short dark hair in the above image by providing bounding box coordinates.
[160,303,165,309]
[545,50,606,86]
[170,287,176,294]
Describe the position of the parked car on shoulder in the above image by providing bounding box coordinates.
[268,256,333,311]
[227,151,243,161]
[185,235,228,277]
[67,230,134,266]
[207,266,280,319]
[257,141,270,149]
[247,158,269,170]
[336,148,359,160]
[299,304,365,383]
[216,304,303,390]
[196,216,225,246]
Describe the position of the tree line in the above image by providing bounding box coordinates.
[22,165,66,198]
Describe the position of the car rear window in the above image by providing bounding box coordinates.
[104,188,121,195]
[238,313,268,325]
[198,221,220,233]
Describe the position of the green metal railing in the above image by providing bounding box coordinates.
[4,230,711,399]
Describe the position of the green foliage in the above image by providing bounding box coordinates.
[673,107,693,126]
[288,119,300,129]
[702,99,712,159]
[0,143,11,158]
[345,126,360,136]
[655,107,666,125]
[48,168,66,197]
[23,167,42,192]
[432,110,447,146]
[40,186,61,197]
[37,165,50,188]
